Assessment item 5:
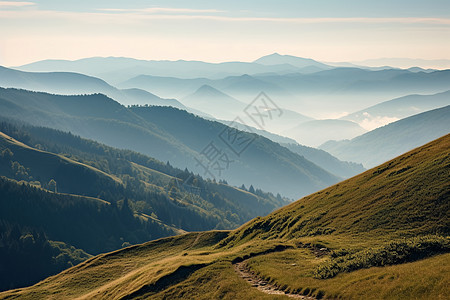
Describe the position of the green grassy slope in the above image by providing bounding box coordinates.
[0,131,122,197]
[3,134,448,299]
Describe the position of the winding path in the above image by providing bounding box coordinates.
[233,260,316,299]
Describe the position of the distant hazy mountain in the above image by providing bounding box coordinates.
[320,105,450,168]
[121,73,314,133]
[119,67,450,119]
[342,90,450,130]
[0,66,187,109]
[351,58,450,69]
[254,53,331,72]
[15,57,308,84]
[119,75,209,99]
[251,68,450,117]
[0,88,340,198]
[283,119,367,147]
[14,57,450,118]
[120,73,288,103]
[182,85,246,120]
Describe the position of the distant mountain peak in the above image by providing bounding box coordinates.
[254,53,331,70]
[195,84,225,96]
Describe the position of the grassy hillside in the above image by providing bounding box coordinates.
[3,134,448,299]
[321,105,450,168]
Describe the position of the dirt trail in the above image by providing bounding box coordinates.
[233,261,316,299]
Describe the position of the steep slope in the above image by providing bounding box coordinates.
[2,134,448,299]
[342,90,450,130]
[283,119,367,147]
[320,105,450,168]
[0,88,339,198]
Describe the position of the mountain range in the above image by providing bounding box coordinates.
[15,54,450,119]
[15,54,330,85]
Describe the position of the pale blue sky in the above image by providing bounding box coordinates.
[1,0,449,66]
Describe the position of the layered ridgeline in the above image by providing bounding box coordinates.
[0,120,289,291]
[0,66,186,109]
[14,54,331,84]
[0,87,340,198]
[321,105,450,168]
[341,90,450,129]
[2,134,448,299]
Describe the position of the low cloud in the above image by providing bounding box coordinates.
[359,113,399,131]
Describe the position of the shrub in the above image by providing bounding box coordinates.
[314,235,449,279]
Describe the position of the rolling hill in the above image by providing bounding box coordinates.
[0,87,340,198]
[320,105,450,168]
[2,133,448,299]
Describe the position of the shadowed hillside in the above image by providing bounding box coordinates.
[0,88,340,198]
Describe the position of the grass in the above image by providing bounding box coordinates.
[1,134,449,299]
[314,235,450,279]
[246,249,450,300]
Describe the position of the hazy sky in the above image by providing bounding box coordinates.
[1,0,450,66]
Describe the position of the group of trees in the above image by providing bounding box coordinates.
[0,220,90,291]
